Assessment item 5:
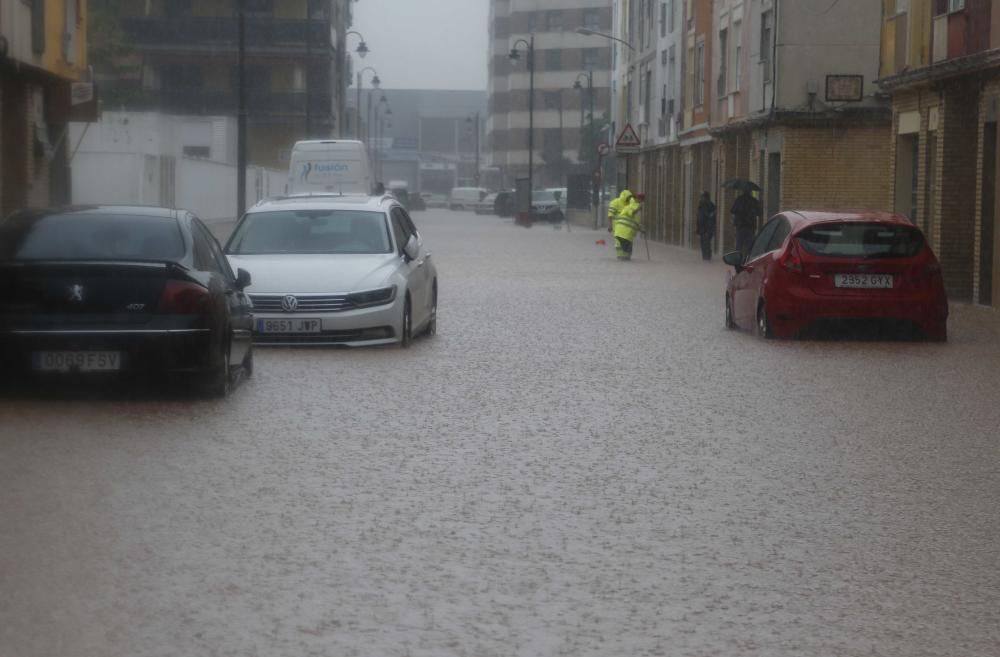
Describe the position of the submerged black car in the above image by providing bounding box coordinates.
[0,207,254,396]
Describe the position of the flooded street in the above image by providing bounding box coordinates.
[2,209,999,657]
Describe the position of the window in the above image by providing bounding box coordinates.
[733,21,742,92]
[644,69,653,123]
[183,146,211,159]
[694,40,705,106]
[244,0,274,16]
[0,212,185,262]
[194,219,233,279]
[527,12,537,32]
[390,209,414,253]
[544,91,561,110]
[798,223,925,258]
[766,218,791,252]
[667,46,676,101]
[718,28,728,96]
[192,223,222,274]
[948,0,965,11]
[583,48,600,69]
[545,10,563,32]
[761,11,773,83]
[660,2,667,37]
[668,0,675,33]
[583,8,601,31]
[545,49,561,71]
[226,210,393,255]
[747,218,780,261]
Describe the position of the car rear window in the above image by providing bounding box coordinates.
[0,212,185,262]
[225,209,392,255]
[797,222,924,259]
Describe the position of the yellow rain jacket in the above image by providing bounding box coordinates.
[608,190,633,222]
[613,198,643,242]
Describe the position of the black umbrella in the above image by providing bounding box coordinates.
[722,177,762,193]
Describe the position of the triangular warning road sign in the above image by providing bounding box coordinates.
[615,123,641,152]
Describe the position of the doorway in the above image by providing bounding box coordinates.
[767,152,781,220]
[982,123,997,306]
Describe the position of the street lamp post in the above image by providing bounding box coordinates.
[356,67,380,141]
[236,0,247,219]
[466,113,480,186]
[509,36,535,211]
[574,70,597,227]
[343,31,370,137]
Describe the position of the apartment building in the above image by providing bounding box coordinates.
[879,0,1000,304]
[487,0,614,188]
[613,0,712,244]
[97,0,352,170]
[0,0,89,215]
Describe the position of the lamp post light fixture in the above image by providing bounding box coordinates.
[573,71,595,163]
[509,35,535,210]
[356,66,380,141]
[346,30,370,59]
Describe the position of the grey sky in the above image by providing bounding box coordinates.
[352,0,489,91]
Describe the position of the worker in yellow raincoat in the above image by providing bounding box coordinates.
[607,189,633,233]
[613,194,643,260]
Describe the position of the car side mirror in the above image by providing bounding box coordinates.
[722,251,744,271]
[235,268,252,290]
[402,234,419,261]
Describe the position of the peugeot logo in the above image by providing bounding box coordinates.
[67,284,85,303]
[281,295,299,313]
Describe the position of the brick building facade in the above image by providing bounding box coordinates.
[880,0,1000,304]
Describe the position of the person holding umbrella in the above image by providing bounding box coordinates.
[724,178,762,259]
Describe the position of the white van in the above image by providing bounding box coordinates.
[287,140,373,195]
[448,187,488,211]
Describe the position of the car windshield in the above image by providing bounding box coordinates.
[226,210,392,255]
[0,212,185,261]
[532,191,557,203]
[798,222,924,259]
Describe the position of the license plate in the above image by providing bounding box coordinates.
[256,318,322,334]
[33,351,123,372]
[834,274,894,289]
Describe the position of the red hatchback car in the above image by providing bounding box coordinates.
[723,211,948,341]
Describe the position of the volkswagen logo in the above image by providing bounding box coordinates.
[67,284,85,303]
[281,295,299,313]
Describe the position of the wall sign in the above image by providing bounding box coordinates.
[826,75,864,102]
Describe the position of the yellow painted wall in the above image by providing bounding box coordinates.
[41,0,88,82]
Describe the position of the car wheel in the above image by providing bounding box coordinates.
[756,301,773,340]
[725,294,736,330]
[400,296,412,348]
[426,283,438,337]
[204,340,231,398]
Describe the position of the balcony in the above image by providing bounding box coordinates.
[111,85,332,119]
[122,17,333,55]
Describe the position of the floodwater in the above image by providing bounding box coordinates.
[2,209,998,657]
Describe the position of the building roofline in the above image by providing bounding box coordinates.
[877,48,1000,92]
[707,106,892,135]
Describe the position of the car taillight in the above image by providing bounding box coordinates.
[779,240,803,273]
[158,280,209,314]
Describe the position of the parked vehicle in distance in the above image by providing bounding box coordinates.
[0,206,255,396]
[530,190,565,223]
[388,180,411,209]
[409,193,428,212]
[225,194,437,347]
[448,187,488,211]
[723,211,948,341]
[493,190,515,218]
[474,193,498,215]
[544,187,568,213]
[287,140,373,195]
